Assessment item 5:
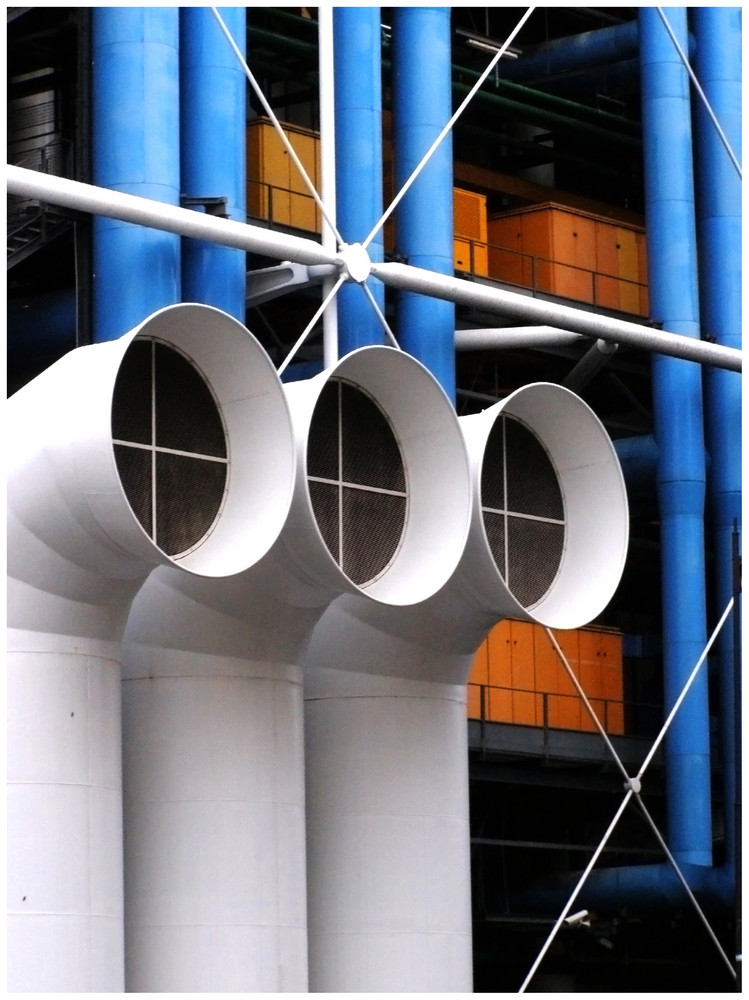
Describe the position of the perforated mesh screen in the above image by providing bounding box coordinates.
[111,338,228,557]
[307,379,407,586]
[481,414,565,608]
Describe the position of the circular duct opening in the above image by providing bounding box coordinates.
[306,378,408,586]
[112,338,228,558]
[473,382,629,629]
[481,414,565,609]
[103,303,296,578]
[283,345,471,606]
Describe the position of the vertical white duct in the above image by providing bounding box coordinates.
[304,382,630,992]
[121,345,472,991]
[6,304,295,992]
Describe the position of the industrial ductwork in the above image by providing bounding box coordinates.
[303,381,629,992]
[120,344,472,991]
[6,303,295,992]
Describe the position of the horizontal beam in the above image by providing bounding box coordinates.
[371,262,742,372]
[8,165,742,373]
[7,165,336,267]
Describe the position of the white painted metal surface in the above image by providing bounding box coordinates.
[6,304,294,991]
[303,382,629,992]
[121,344,472,990]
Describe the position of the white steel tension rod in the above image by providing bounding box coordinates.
[7,164,743,374]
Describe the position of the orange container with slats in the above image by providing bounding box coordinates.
[487,203,648,317]
[468,619,624,735]
[247,118,321,232]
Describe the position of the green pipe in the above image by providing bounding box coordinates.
[247,23,641,149]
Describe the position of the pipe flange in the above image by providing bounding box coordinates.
[337,242,371,284]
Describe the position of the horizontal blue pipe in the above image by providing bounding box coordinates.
[92,7,180,341]
[334,6,386,352]
[503,19,639,81]
[180,7,246,321]
[519,859,734,915]
[503,18,695,84]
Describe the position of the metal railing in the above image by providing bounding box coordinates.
[245,179,649,318]
[467,681,662,740]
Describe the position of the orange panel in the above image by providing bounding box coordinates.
[488,685,513,724]
[487,244,531,286]
[487,621,512,689]
[636,231,649,285]
[619,278,642,316]
[595,273,620,311]
[605,701,625,735]
[547,693,581,730]
[533,625,559,693]
[268,185,292,228]
[472,242,489,277]
[550,208,596,269]
[487,215,522,249]
[616,226,640,281]
[508,619,536,691]
[289,191,318,233]
[550,628,581,695]
[468,638,490,687]
[549,261,594,303]
[466,683,483,720]
[534,258,555,296]
[287,129,318,194]
[520,209,552,258]
[577,630,603,700]
[512,689,541,726]
[454,237,473,272]
[580,699,606,732]
[454,188,487,242]
[595,220,620,277]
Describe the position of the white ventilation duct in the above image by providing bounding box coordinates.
[6,304,295,992]
[120,345,472,992]
[303,382,629,992]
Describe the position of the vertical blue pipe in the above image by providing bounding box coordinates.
[639,8,711,866]
[334,7,386,352]
[180,7,247,321]
[692,7,742,874]
[92,7,180,342]
[392,7,455,401]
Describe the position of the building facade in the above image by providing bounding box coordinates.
[7,7,741,992]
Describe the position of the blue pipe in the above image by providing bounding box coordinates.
[502,19,694,84]
[502,19,640,82]
[692,7,742,878]
[613,435,659,497]
[639,7,711,867]
[180,7,246,321]
[7,289,77,361]
[92,7,180,342]
[334,7,386,352]
[392,7,455,401]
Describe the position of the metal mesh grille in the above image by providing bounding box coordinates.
[307,379,407,586]
[111,338,228,557]
[481,414,565,608]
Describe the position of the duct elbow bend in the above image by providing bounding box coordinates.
[8,302,296,637]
